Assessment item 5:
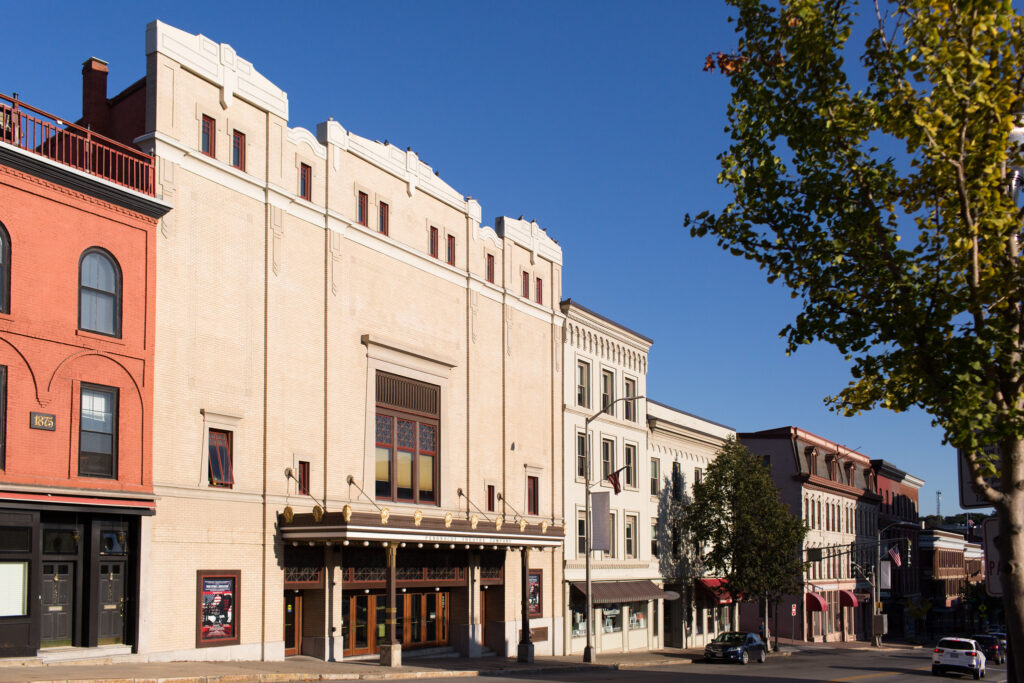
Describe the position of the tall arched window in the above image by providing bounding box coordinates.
[79,249,121,337]
[0,222,10,314]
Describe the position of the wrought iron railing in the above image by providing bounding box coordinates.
[0,93,154,196]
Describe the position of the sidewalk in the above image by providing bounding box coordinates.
[0,641,924,683]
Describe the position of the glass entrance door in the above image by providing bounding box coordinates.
[342,591,449,656]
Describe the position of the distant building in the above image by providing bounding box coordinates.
[0,87,168,656]
[870,460,924,638]
[919,530,984,633]
[739,427,881,643]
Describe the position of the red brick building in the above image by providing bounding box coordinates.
[870,460,923,638]
[0,84,168,656]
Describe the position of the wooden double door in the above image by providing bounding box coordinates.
[39,558,126,648]
[343,591,448,656]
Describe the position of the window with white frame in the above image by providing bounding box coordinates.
[625,514,638,558]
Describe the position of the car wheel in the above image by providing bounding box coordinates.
[973,667,981,680]
[931,665,940,676]
[740,651,749,665]
[758,649,766,663]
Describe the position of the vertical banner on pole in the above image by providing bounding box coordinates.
[591,492,610,552]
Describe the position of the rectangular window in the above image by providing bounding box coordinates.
[357,191,369,226]
[0,366,5,470]
[208,429,233,487]
[650,457,660,496]
[576,432,586,479]
[429,227,439,258]
[577,511,587,556]
[79,384,117,478]
[487,484,495,512]
[625,515,637,558]
[201,115,215,156]
[299,163,312,201]
[576,360,591,408]
[601,439,614,480]
[446,235,455,265]
[374,372,440,505]
[379,202,389,235]
[694,467,703,485]
[231,130,245,170]
[607,513,616,558]
[535,277,543,305]
[624,444,637,487]
[298,460,309,496]
[601,370,614,414]
[672,462,682,501]
[521,271,530,298]
[527,475,539,516]
[624,378,637,421]
[486,254,495,283]
[651,518,659,557]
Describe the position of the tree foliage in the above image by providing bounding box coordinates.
[687,438,807,602]
[687,0,1024,669]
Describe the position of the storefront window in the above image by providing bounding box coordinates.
[628,602,647,630]
[718,604,731,630]
[0,561,27,616]
[570,594,587,637]
[602,604,622,633]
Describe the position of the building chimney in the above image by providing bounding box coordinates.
[81,57,110,135]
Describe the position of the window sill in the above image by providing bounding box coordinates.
[76,329,127,347]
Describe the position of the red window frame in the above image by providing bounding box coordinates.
[299,164,312,201]
[429,227,439,258]
[486,254,495,283]
[298,460,310,496]
[201,115,215,157]
[487,484,495,512]
[521,271,530,298]
[379,202,389,235]
[535,277,543,305]
[231,130,245,170]
[209,429,233,488]
[446,235,455,265]
[375,410,439,505]
[527,476,539,516]
[357,191,369,226]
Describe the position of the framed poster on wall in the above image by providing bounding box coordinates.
[196,570,240,647]
[528,570,542,617]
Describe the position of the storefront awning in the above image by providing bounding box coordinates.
[806,592,828,611]
[839,589,859,608]
[571,580,679,604]
[697,578,735,605]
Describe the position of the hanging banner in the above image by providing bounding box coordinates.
[591,492,610,552]
[880,560,892,590]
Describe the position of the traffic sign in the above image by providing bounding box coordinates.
[983,518,1003,597]
[791,604,796,617]
[958,448,999,509]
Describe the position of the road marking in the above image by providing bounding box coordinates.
[826,666,930,682]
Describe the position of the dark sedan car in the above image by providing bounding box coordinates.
[704,631,767,665]
[972,634,1004,664]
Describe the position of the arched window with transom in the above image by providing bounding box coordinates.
[0,222,10,314]
[79,248,121,337]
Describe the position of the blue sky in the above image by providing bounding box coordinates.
[4,1,973,515]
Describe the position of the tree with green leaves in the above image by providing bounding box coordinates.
[687,0,1024,670]
[687,438,807,643]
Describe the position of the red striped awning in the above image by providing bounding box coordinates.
[839,589,858,608]
[806,592,828,611]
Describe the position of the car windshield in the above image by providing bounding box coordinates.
[938,639,974,651]
[973,636,996,645]
[713,632,746,645]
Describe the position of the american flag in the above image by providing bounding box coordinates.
[888,544,902,567]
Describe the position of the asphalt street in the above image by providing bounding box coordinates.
[402,648,1008,683]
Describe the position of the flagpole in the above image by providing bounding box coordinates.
[582,394,644,663]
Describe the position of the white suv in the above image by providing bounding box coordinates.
[932,637,987,679]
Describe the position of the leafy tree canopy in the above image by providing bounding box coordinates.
[687,438,806,602]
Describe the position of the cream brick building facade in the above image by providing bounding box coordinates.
[107,21,567,662]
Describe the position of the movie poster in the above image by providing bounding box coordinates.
[199,575,235,642]
[528,570,542,617]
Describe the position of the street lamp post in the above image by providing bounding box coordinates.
[582,394,644,663]
[873,521,902,647]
